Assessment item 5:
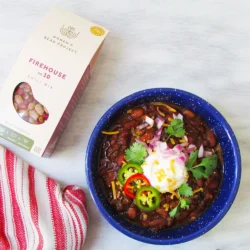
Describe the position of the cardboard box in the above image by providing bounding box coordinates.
[0,7,109,157]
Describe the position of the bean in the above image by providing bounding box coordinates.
[29,117,36,124]
[38,116,44,123]
[197,178,204,187]
[207,130,216,147]
[29,110,39,120]
[28,102,35,110]
[190,117,202,126]
[14,95,23,104]
[147,218,166,229]
[130,108,144,119]
[183,109,195,119]
[205,192,213,202]
[127,207,137,219]
[156,208,168,218]
[166,217,174,227]
[124,120,138,129]
[18,103,28,109]
[18,109,28,117]
[35,104,44,115]
[117,155,125,167]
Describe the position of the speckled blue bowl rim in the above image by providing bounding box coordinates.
[86,88,241,245]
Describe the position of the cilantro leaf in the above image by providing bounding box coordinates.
[189,167,207,179]
[169,204,180,218]
[195,154,218,176]
[185,150,198,169]
[178,183,193,197]
[186,152,218,180]
[125,142,147,164]
[180,198,191,209]
[165,119,186,140]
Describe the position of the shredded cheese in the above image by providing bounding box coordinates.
[163,123,170,127]
[179,138,186,143]
[168,117,173,122]
[102,131,119,135]
[122,161,127,166]
[170,192,179,199]
[157,106,165,117]
[163,203,169,211]
[170,138,175,145]
[127,109,132,114]
[111,181,117,200]
[170,159,176,174]
[151,102,177,112]
[193,188,204,194]
[147,126,153,129]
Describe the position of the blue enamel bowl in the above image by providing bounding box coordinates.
[86,88,241,245]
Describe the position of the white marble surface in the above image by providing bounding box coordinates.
[0,0,250,249]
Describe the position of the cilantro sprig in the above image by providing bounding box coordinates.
[186,150,218,179]
[125,142,147,164]
[165,119,186,141]
[169,183,193,218]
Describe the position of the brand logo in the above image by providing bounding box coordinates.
[90,26,105,36]
[60,25,79,39]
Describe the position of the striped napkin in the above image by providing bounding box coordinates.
[0,145,88,250]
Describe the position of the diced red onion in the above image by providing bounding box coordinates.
[154,141,168,152]
[173,113,183,121]
[175,155,186,165]
[180,142,188,147]
[149,127,163,149]
[145,116,154,127]
[135,139,152,154]
[174,144,183,152]
[204,151,213,157]
[137,123,148,130]
[198,144,204,158]
[155,116,165,129]
[186,144,196,153]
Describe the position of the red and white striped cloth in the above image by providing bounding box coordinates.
[0,146,88,250]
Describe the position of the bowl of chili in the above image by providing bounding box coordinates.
[86,88,241,245]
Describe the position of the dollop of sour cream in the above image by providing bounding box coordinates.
[142,144,188,193]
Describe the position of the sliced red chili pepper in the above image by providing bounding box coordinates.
[124,174,150,198]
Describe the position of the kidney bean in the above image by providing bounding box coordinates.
[189,212,198,220]
[183,109,195,119]
[166,217,174,227]
[122,196,133,206]
[124,120,139,129]
[127,207,137,219]
[206,130,216,147]
[190,117,202,126]
[205,192,213,202]
[130,108,144,119]
[197,178,204,187]
[176,210,190,223]
[117,155,125,167]
[156,208,168,218]
[147,218,166,229]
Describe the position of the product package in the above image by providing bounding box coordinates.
[0,7,109,157]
